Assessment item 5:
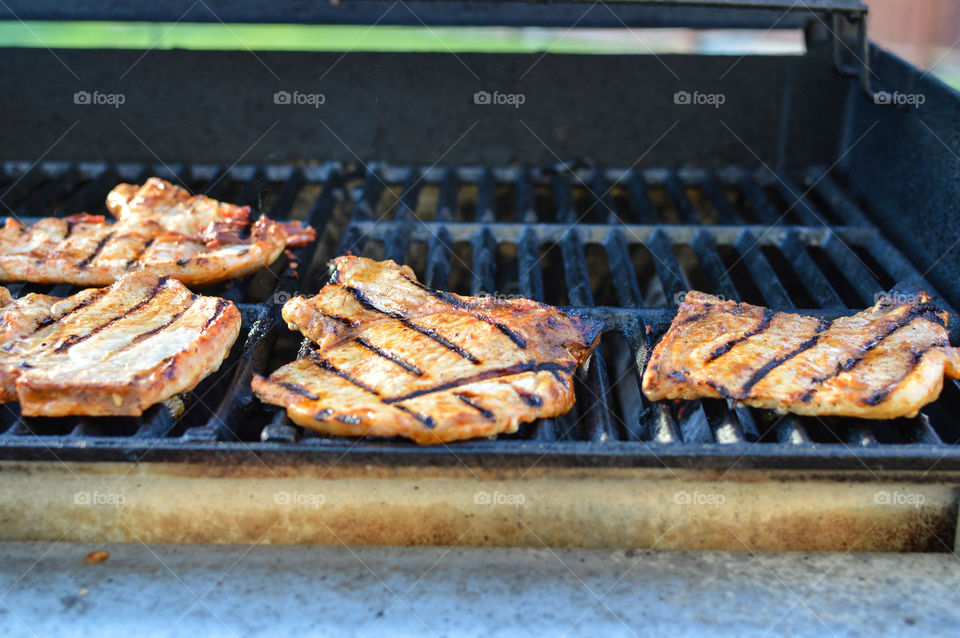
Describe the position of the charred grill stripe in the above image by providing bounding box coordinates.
[77,231,115,269]
[795,305,944,403]
[486,318,527,349]
[454,393,495,420]
[200,299,229,332]
[399,273,527,348]
[109,295,198,354]
[384,361,575,404]
[345,285,405,319]
[679,304,713,325]
[318,310,356,327]
[356,338,423,376]
[517,390,543,407]
[401,321,481,364]
[53,278,169,353]
[393,403,437,429]
[706,308,776,363]
[22,288,111,338]
[347,284,489,362]
[738,317,833,398]
[308,354,381,395]
[277,381,319,401]
[125,237,155,268]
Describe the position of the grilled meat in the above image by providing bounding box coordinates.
[0,271,241,416]
[642,288,960,419]
[253,256,602,444]
[0,177,316,286]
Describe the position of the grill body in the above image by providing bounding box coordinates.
[2,4,960,550]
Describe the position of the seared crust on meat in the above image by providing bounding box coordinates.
[0,271,241,416]
[642,288,960,419]
[253,256,602,444]
[0,177,316,286]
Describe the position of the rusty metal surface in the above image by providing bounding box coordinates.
[1,461,956,551]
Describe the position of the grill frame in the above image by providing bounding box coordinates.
[2,159,960,473]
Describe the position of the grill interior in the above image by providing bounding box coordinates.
[3,159,960,469]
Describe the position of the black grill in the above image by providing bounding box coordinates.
[2,159,959,471]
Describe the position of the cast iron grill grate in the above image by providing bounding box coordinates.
[2,159,959,470]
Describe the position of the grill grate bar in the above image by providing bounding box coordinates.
[803,168,870,227]
[661,172,700,225]
[779,230,845,308]
[702,399,746,444]
[734,230,794,307]
[476,169,496,223]
[58,166,119,217]
[648,228,687,303]
[764,172,822,226]
[471,227,497,295]
[603,229,643,307]
[726,170,782,225]
[820,233,882,306]
[560,229,594,306]
[691,229,740,300]
[15,166,83,218]
[626,169,658,224]
[517,227,545,302]
[696,170,743,225]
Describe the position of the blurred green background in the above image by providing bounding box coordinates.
[0,20,957,88]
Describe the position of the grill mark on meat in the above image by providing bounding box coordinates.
[21,287,112,339]
[276,381,319,401]
[517,390,543,407]
[356,337,423,376]
[200,299,229,332]
[454,393,495,420]
[307,354,381,395]
[402,322,481,363]
[125,237,155,268]
[393,403,437,428]
[345,285,405,319]
[797,307,946,404]
[318,310,357,328]
[110,295,198,355]
[384,361,576,404]
[77,231,115,269]
[345,285,481,363]
[706,308,776,363]
[302,353,438,428]
[738,317,833,398]
[679,306,712,325]
[401,273,527,348]
[53,278,169,353]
